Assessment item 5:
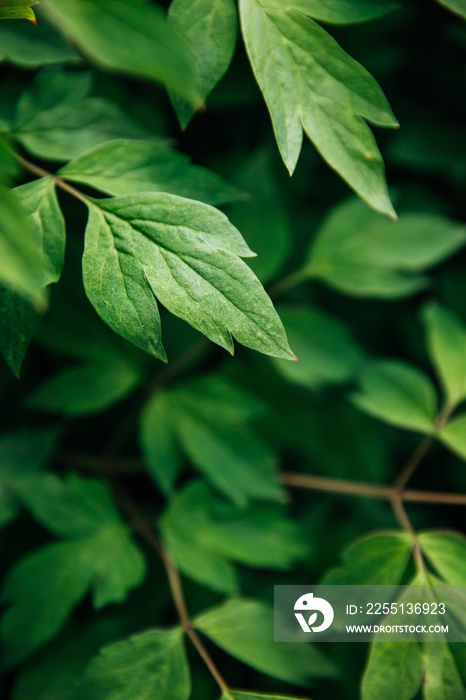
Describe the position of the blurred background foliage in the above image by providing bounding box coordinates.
[1,1,466,699]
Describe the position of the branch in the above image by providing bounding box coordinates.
[281,472,466,506]
[12,151,90,204]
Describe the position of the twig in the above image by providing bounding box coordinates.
[393,434,436,493]
[12,151,90,205]
[108,478,231,695]
[281,472,466,506]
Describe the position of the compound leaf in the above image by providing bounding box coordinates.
[82,193,295,362]
[239,0,398,215]
[304,197,466,298]
[195,598,336,684]
[58,139,244,205]
[169,0,238,127]
[350,360,437,434]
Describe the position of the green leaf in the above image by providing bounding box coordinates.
[26,360,142,416]
[239,0,398,216]
[58,139,245,205]
[419,532,466,585]
[423,642,466,700]
[439,414,466,462]
[362,641,425,700]
[0,8,79,66]
[0,177,66,375]
[140,392,182,495]
[321,531,413,584]
[82,193,295,362]
[40,0,201,105]
[195,598,336,684]
[0,0,38,22]
[226,147,292,284]
[0,427,58,527]
[286,0,399,25]
[160,481,308,593]
[1,474,146,665]
[350,360,438,434]
[169,0,237,127]
[304,197,466,298]
[12,70,154,161]
[437,0,466,21]
[272,305,365,390]
[0,184,45,306]
[422,302,466,410]
[80,628,190,700]
[175,415,282,506]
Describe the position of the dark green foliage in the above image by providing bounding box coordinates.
[1,2,466,699]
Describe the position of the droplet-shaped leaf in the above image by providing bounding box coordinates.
[422,302,466,411]
[82,193,295,362]
[58,139,245,205]
[239,0,398,215]
[80,628,190,700]
[39,0,201,105]
[304,197,466,298]
[195,598,336,684]
[350,360,437,434]
[169,0,238,127]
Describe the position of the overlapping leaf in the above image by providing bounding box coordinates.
[239,0,398,215]
[0,0,38,22]
[58,139,245,205]
[82,193,295,363]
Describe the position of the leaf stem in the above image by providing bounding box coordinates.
[12,151,90,205]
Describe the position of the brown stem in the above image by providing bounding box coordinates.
[12,151,90,205]
[109,480,231,695]
[281,472,466,506]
